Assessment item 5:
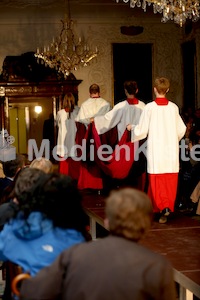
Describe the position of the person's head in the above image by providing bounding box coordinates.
[14,170,90,239]
[105,188,153,242]
[154,77,170,96]
[13,167,46,209]
[62,92,75,116]
[48,113,54,120]
[124,80,138,97]
[2,154,25,178]
[29,157,53,174]
[37,174,88,231]
[89,84,100,97]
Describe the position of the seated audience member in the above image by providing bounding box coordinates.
[176,126,200,211]
[20,188,176,300]
[0,154,25,204]
[0,157,53,231]
[29,157,53,174]
[0,168,90,276]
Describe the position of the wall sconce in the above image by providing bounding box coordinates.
[34,106,42,114]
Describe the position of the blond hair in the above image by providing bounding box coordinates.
[154,77,170,95]
[105,188,152,241]
[29,157,53,174]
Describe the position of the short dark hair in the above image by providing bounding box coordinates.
[14,170,90,240]
[89,84,100,94]
[14,167,46,209]
[38,174,88,231]
[2,154,25,178]
[124,80,138,96]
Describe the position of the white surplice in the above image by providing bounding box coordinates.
[131,100,186,174]
[94,99,145,140]
[56,106,79,158]
[75,97,111,125]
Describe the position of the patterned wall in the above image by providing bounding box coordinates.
[0,2,199,108]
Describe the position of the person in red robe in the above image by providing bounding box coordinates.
[127,77,186,223]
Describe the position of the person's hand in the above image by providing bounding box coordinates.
[126,124,132,131]
[90,118,94,123]
[188,141,193,151]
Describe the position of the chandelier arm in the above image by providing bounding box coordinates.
[66,0,71,21]
[35,0,98,77]
[116,0,200,27]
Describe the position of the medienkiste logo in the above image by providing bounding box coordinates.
[0,129,16,162]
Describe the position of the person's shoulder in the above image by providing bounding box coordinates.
[0,177,11,185]
[168,100,179,109]
[113,100,127,109]
[143,101,154,110]
[56,109,65,115]
[81,98,91,105]
[138,100,146,108]
[0,202,11,215]
[99,97,110,104]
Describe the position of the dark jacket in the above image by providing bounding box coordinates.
[20,235,176,300]
[0,177,13,203]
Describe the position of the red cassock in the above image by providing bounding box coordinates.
[76,123,135,190]
[59,158,81,181]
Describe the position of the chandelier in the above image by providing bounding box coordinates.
[35,0,98,78]
[116,0,200,27]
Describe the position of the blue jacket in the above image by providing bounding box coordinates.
[0,211,85,276]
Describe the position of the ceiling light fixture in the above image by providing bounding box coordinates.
[116,0,200,27]
[35,0,98,78]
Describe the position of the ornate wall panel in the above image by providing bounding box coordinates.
[0,2,199,108]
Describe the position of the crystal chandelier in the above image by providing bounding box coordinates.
[116,0,200,27]
[35,0,98,78]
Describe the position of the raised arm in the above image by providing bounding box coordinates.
[94,102,124,135]
[130,107,150,142]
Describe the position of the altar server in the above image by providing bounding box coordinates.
[93,80,145,141]
[127,77,186,223]
[56,92,80,179]
[75,84,111,190]
[75,83,111,126]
